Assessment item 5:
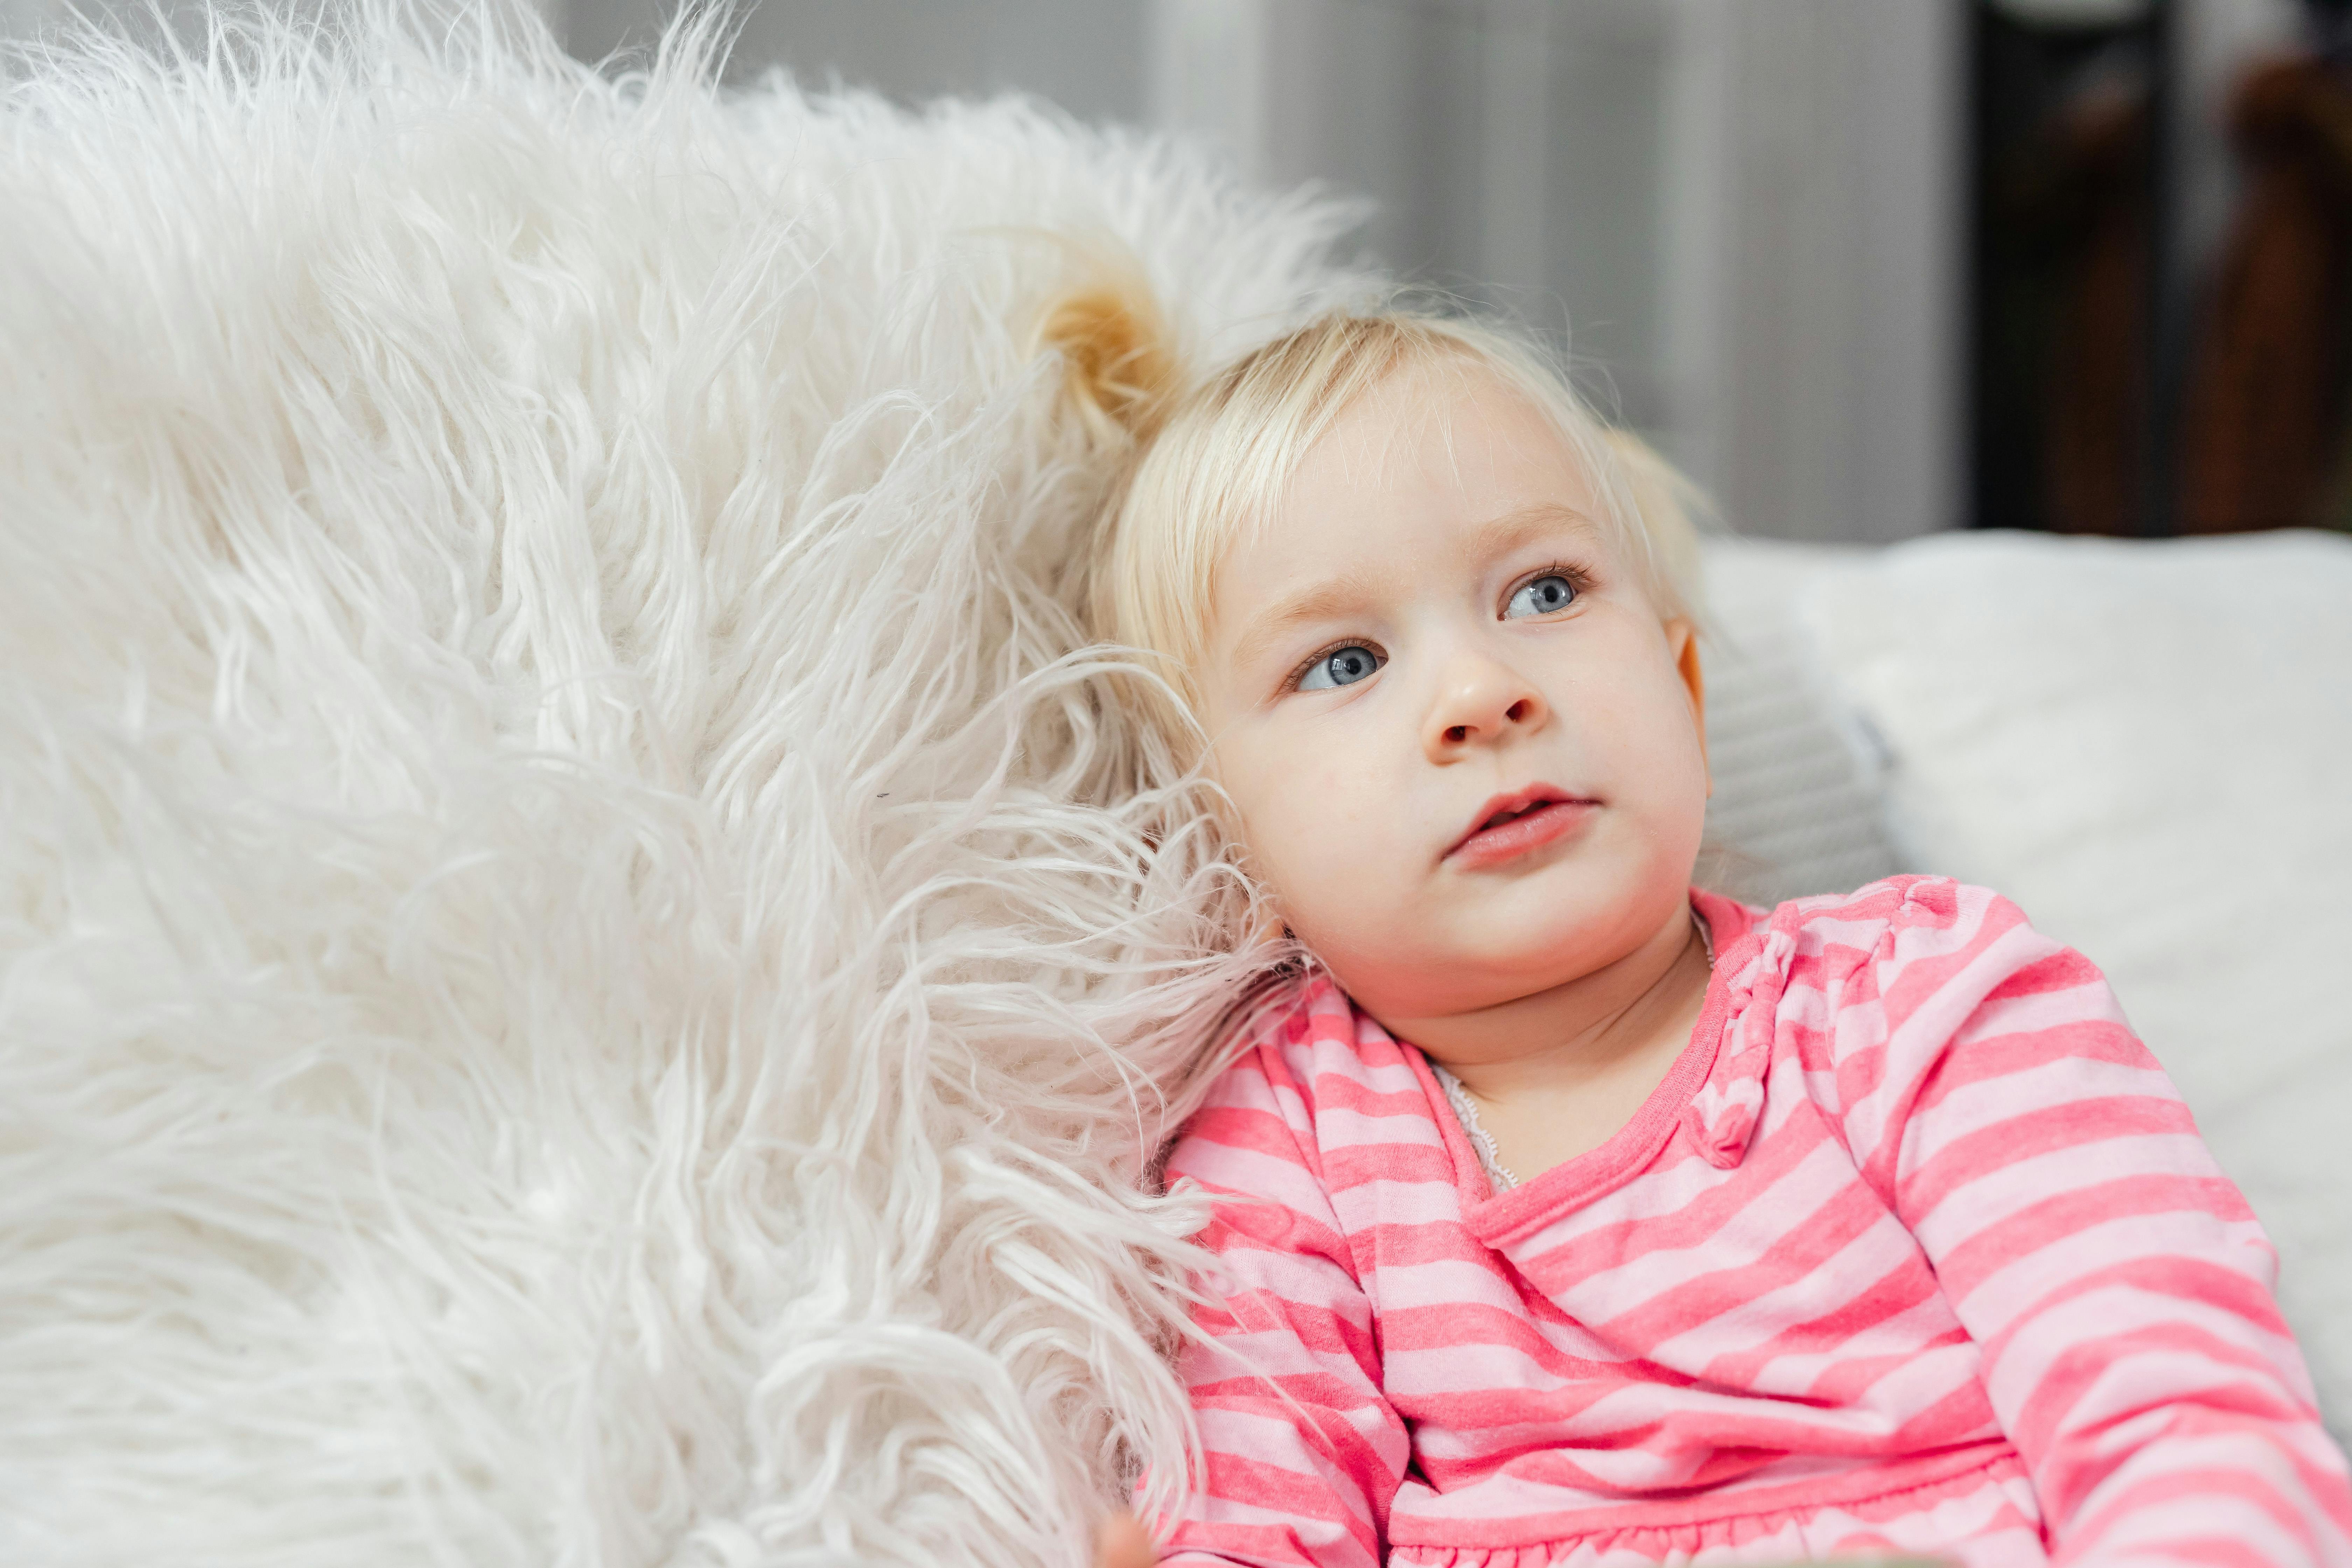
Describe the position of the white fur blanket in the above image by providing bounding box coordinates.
[0,6,1368,1561]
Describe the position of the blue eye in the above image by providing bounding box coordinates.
[1506,573,1577,618]
[1297,644,1382,691]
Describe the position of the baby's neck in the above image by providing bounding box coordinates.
[1384,903,1715,1180]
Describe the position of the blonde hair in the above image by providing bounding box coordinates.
[1035,254,1708,750]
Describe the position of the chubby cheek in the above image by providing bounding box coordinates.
[1614,759,1710,940]
[1610,676,1710,832]
[1574,672,1712,903]
[1231,755,1412,962]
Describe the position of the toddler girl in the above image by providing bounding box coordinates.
[1040,272,2352,1568]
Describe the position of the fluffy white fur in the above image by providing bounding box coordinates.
[0,6,1373,1561]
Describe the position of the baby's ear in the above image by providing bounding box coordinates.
[1668,617,1710,793]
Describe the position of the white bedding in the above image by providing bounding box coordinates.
[1794,527,2352,1438]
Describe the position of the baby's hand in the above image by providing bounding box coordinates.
[1094,1513,1156,1568]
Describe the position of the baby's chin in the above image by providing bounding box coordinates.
[1303,877,1689,1015]
[1310,922,1632,1022]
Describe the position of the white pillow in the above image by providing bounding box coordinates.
[1799,528,2352,1438]
[1698,537,1904,906]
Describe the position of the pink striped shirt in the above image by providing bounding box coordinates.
[1156,878,2352,1568]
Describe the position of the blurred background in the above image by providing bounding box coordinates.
[9,0,2349,547]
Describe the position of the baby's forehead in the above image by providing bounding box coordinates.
[1256,363,1608,547]
[1205,372,1637,642]
[1304,356,1597,497]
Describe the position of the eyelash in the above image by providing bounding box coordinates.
[1283,636,1385,693]
[1279,560,1597,693]
[1504,560,1596,615]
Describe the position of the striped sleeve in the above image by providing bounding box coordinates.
[1844,881,2352,1568]
[1152,1033,1410,1568]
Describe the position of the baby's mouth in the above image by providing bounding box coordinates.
[1446,785,1599,863]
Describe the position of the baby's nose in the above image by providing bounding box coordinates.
[1424,662,1547,757]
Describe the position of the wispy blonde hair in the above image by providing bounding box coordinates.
[1035,248,1708,751]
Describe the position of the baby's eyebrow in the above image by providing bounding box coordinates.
[1227,570,1382,673]
[1463,501,1602,559]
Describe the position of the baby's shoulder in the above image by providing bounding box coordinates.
[1166,970,1439,1206]
[1745,874,2050,972]
[1734,874,2112,1052]
[1195,970,1429,1118]
[1185,973,1439,1147]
